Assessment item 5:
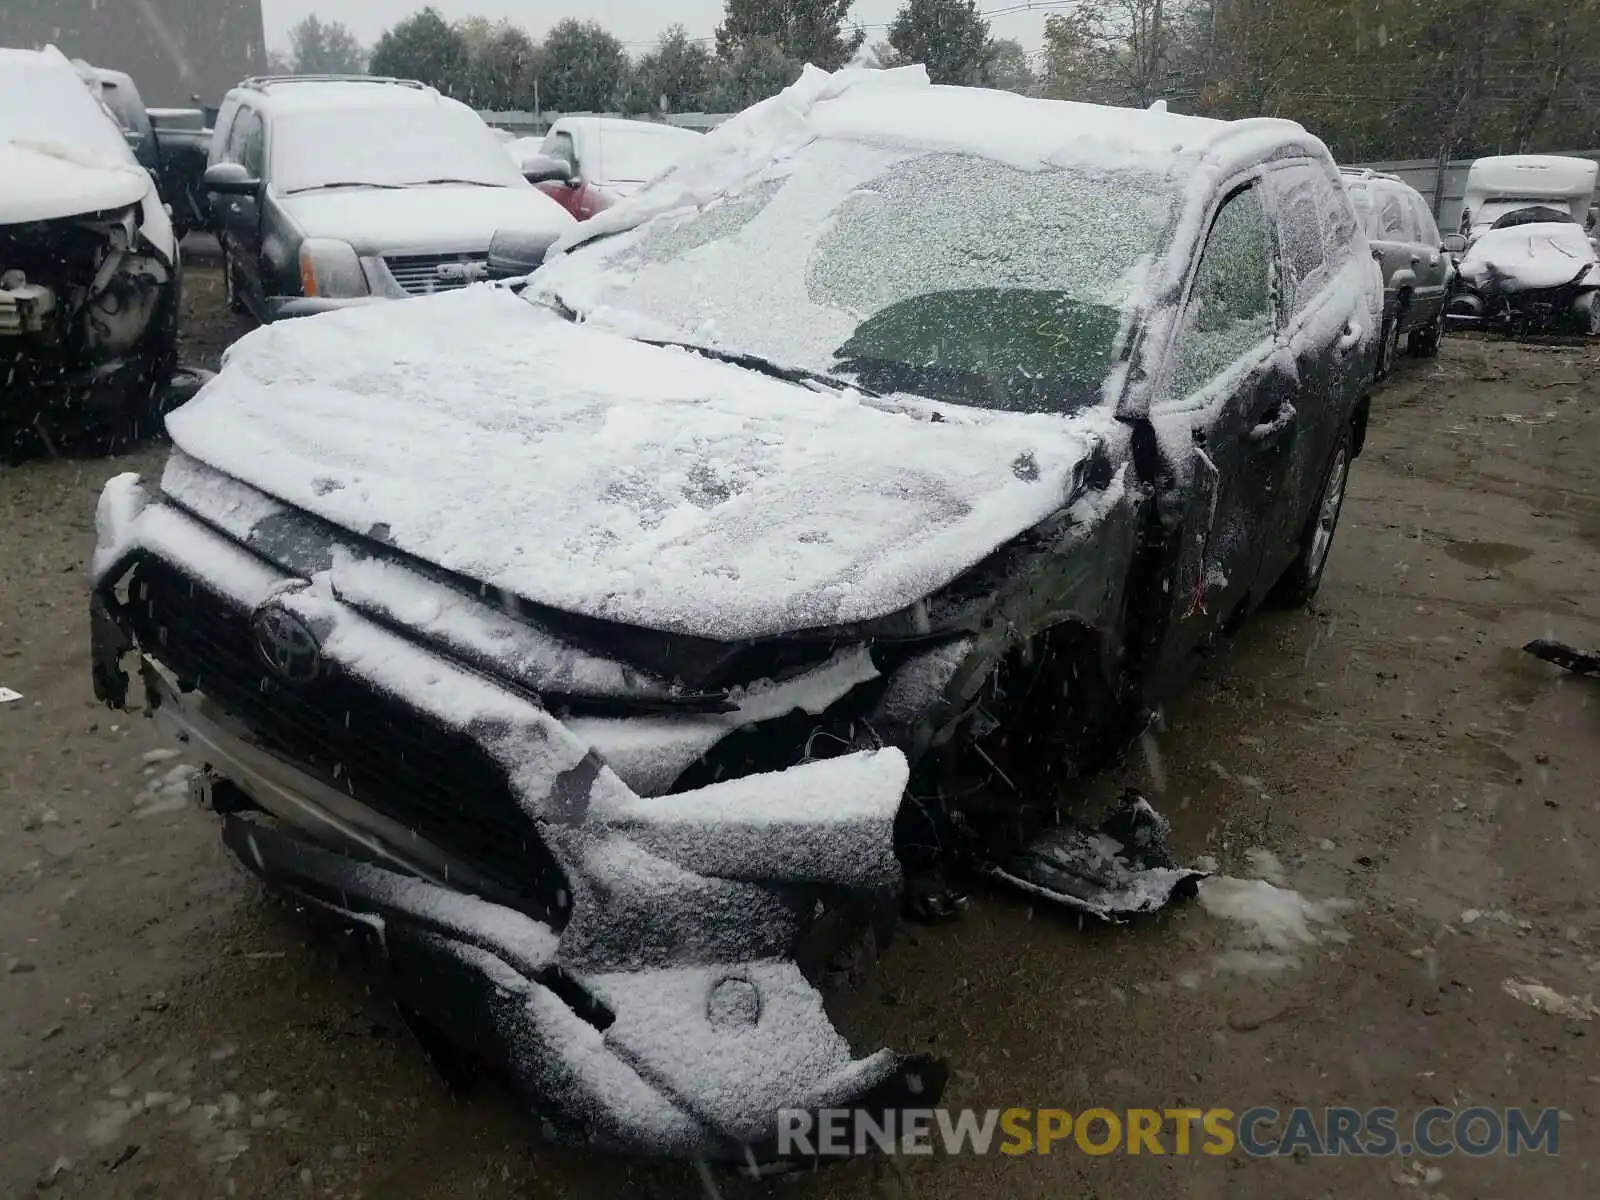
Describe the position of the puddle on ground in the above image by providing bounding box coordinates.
[1444,540,1532,569]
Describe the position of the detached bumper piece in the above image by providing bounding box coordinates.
[1524,638,1600,678]
[991,790,1207,921]
[91,479,946,1165]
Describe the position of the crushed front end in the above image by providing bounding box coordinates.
[1,206,176,450]
[90,455,952,1163]
[1446,260,1600,335]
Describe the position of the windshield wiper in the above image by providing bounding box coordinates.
[407,178,499,188]
[640,339,876,396]
[287,181,406,194]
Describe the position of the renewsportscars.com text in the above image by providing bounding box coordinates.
[776,1106,1563,1158]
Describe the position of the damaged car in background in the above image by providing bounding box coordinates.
[90,66,1378,1165]
[1,45,181,457]
[1447,211,1600,336]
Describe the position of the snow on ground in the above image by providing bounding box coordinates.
[1196,849,1355,975]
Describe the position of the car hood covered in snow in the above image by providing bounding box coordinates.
[165,286,1110,641]
[283,184,574,255]
[0,141,154,224]
[1458,221,1599,292]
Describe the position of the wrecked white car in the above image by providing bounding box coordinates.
[90,67,1376,1163]
[1447,215,1600,335]
[1,46,180,456]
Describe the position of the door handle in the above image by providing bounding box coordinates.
[1247,400,1297,447]
[1335,320,1364,355]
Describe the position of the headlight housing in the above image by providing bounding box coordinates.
[298,238,368,299]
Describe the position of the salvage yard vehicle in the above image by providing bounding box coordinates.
[74,65,215,240]
[1447,215,1600,335]
[1341,167,1452,371]
[528,117,705,221]
[90,66,1377,1163]
[204,75,574,322]
[1,46,179,455]
[1459,154,1598,247]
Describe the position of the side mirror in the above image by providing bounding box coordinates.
[203,161,261,196]
[1441,235,1466,255]
[520,153,577,187]
[487,228,559,279]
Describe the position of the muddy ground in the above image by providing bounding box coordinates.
[2,264,1599,1198]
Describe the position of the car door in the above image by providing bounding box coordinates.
[1259,158,1369,587]
[1146,177,1296,682]
[211,104,268,311]
[1406,192,1449,322]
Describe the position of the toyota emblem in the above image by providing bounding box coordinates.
[251,603,323,684]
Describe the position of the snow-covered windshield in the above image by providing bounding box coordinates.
[0,51,133,165]
[544,142,1177,414]
[272,101,524,194]
[586,125,701,185]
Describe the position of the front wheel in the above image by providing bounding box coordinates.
[1267,431,1352,609]
[1375,313,1400,380]
[1570,292,1600,337]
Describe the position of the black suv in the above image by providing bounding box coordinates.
[93,74,1380,1163]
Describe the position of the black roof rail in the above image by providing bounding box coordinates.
[238,74,427,92]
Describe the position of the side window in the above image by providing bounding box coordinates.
[1162,183,1275,403]
[239,109,266,179]
[222,107,248,165]
[1269,162,1328,316]
[544,131,577,172]
[1346,183,1376,238]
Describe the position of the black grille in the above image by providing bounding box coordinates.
[382,252,488,296]
[128,559,567,926]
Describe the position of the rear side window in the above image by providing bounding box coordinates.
[1408,192,1440,244]
[1316,167,1359,268]
[1162,182,1275,403]
[1268,163,1328,316]
[1378,190,1409,241]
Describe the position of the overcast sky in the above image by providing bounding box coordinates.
[260,1,1053,55]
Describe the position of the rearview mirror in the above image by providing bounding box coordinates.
[203,161,261,196]
[1441,234,1466,255]
[520,153,577,187]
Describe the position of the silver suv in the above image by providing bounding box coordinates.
[1341,168,1455,375]
[203,75,573,322]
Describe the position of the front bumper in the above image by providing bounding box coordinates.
[265,295,390,322]
[90,476,946,1160]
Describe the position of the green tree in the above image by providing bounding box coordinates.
[716,0,866,71]
[981,38,1036,95]
[455,18,537,110]
[536,19,630,112]
[287,14,366,74]
[887,0,989,85]
[625,26,715,114]
[369,7,466,94]
[706,34,805,110]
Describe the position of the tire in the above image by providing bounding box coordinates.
[223,245,246,315]
[1571,292,1600,337]
[1268,429,1352,609]
[1410,310,1444,357]
[1375,312,1400,380]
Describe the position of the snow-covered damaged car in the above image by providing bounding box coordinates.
[1,46,180,454]
[1447,214,1600,335]
[89,67,1378,1163]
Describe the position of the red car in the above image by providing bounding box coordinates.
[507,118,703,221]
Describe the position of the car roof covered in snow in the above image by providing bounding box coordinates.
[232,78,451,116]
[555,65,1322,261]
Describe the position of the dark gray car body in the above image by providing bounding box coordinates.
[1342,168,1453,363]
